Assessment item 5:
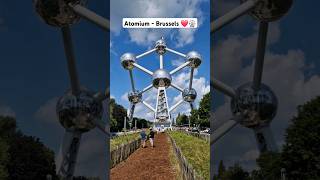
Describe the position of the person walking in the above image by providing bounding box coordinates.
[148,128,155,148]
[140,129,147,148]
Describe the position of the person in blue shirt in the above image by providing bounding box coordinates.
[140,129,147,148]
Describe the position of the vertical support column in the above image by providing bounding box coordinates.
[155,87,171,130]
[135,118,137,130]
[254,125,278,152]
[123,117,127,132]
[129,70,135,91]
[253,22,269,91]
[160,55,164,69]
[189,68,194,90]
[58,131,82,179]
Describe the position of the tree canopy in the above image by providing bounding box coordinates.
[110,98,151,131]
[176,92,210,128]
[0,116,57,179]
[281,96,320,179]
[214,96,320,179]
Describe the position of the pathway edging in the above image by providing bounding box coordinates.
[168,133,205,180]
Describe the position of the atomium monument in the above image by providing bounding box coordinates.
[211,0,293,153]
[121,37,202,130]
[34,0,110,179]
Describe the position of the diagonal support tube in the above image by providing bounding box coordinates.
[171,83,184,92]
[211,0,257,33]
[142,101,156,112]
[61,26,81,96]
[69,3,110,31]
[170,61,191,75]
[129,70,135,91]
[166,48,187,58]
[211,117,241,146]
[133,63,153,76]
[252,22,269,91]
[141,84,153,94]
[169,99,184,112]
[211,79,236,98]
[136,48,156,59]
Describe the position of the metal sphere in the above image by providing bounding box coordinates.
[152,69,172,88]
[182,88,197,102]
[120,53,136,70]
[128,90,142,104]
[155,38,166,55]
[34,0,86,27]
[231,82,278,128]
[241,0,293,22]
[56,89,103,132]
[186,51,202,68]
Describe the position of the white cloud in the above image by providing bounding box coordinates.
[214,23,280,84]
[171,58,185,67]
[121,92,128,102]
[34,97,59,124]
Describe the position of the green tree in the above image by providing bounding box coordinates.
[217,160,226,179]
[221,163,250,180]
[0,138,8,179]
[0,116,58,179]
[189,92,210,128]
[133,118,152,129]
[254,152,282,180]
[176,113,189,126]
[7,133,57,180]
[281,96,320,179]
[110,98,128,132]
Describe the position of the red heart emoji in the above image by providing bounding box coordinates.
[181,20,188,27]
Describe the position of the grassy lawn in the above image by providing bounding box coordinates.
[110,133,140,150]
[168,131,210,180]
[168,136,183,180]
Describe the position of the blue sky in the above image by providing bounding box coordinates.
[213,0,320,171]
[0,1,108,178]
[110,0,210,121]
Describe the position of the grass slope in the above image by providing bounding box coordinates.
[110,133,140,150]
[168,131,210,179]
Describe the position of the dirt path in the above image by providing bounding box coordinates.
[111,133,176,180]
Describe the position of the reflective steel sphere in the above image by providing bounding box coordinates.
[128,90,142,104]
[241,0,293,22]
[155,38,166,55]
[231,82,278,128]
[152,69,172,88]
[34,0,86,27]
[182,88,197,102]
[56,89,103,132]
[186,51,202,68]
[121,53,136,70]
